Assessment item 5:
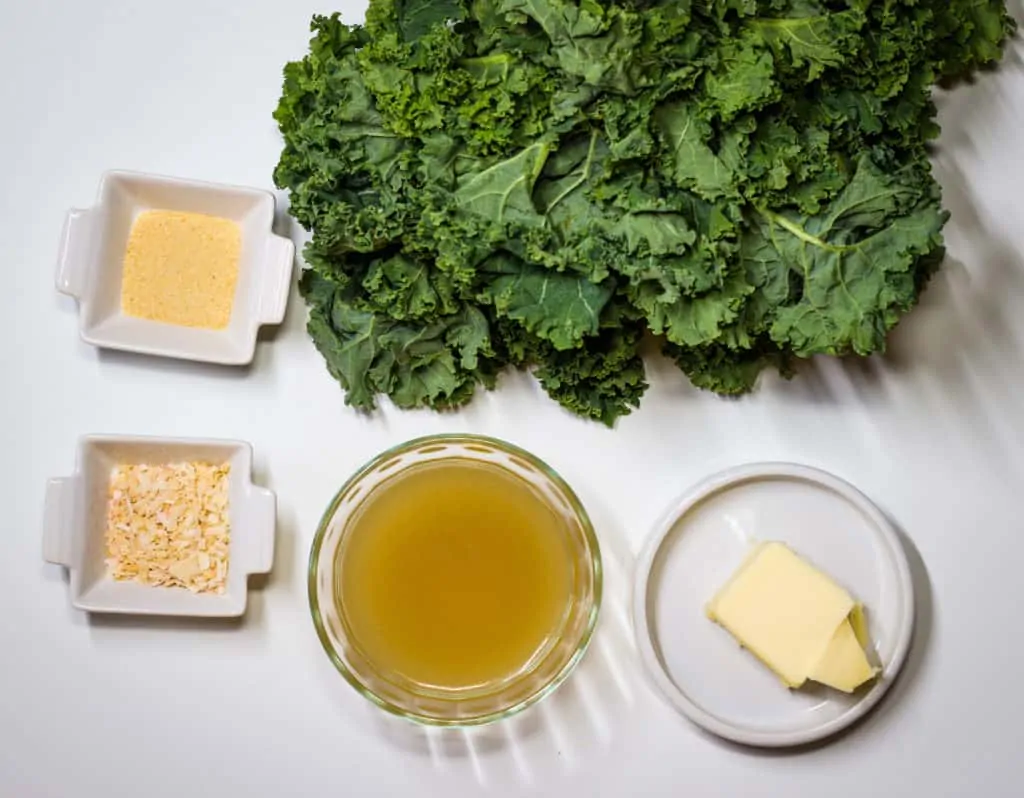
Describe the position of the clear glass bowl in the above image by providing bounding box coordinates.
[308,434,602,727]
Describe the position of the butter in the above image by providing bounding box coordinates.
[810,614,877,693]
[706,542,878,692]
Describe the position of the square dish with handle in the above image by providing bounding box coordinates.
[56,170,295,365]
[43,434,276,617]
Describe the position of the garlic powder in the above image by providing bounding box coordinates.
[121,210,241,329]
[105,462,231,593]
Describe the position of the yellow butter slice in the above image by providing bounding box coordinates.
[707,542,879,692]
[849,604,871,649]
[809,614,878,693]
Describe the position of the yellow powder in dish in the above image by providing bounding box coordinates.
[121,209,241,329]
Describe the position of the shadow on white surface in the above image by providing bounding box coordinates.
[375,600,641,786]
[80,581,277,633]
[94,342,258,381]
[725,35,1024,431]
[249,499,298,594]
[83,607,247,632]
[635,330,702,403]
[767,172,1024,483]
[853,525,934,734]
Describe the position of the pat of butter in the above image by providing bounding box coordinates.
[706,542,878,692]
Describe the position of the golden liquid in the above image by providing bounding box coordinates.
[338,461,574,690]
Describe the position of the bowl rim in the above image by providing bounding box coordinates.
[307,433,603,727]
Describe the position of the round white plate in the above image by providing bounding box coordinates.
[632,463,915,747]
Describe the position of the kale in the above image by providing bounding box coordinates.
[274,0,1014,423]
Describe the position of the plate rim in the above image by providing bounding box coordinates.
[631,461,916,748]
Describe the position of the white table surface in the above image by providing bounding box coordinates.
[3,2,1023,796]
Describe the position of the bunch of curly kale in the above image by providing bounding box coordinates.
[274,0,1014,423]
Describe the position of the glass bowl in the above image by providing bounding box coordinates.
[308,434,602,727]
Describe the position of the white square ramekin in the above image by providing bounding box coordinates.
[56,170,295,364]
[43,435,276,617]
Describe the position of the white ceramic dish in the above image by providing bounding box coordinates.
[632,462,915,747]
[43,435,276,617]
[56,170,295,364]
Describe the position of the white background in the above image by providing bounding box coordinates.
[3,2,1023,796]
